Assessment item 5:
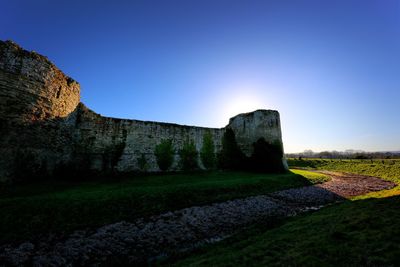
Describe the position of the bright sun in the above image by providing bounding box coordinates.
[211,82,267,126]
[223,94,264,120]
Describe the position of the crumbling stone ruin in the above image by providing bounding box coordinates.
[0,40,287,181]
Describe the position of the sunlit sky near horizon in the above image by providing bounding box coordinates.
[1,0,399,153]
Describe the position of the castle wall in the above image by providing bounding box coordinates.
[74,106,285,172]
[228,110,283,157]
[0,41,80,181]
[0,40,287,181]
[0,41,80,123]
[74,105,224,171]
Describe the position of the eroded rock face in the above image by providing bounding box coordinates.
[0,40,80,122]
[0,40,287,181]
[0,41,80,181]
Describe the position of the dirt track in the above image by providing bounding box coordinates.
[316,171,396,198]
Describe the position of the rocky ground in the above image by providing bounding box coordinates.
[0,172,395,266]
[315,171,396,197]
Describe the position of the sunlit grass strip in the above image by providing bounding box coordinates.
[290,169,330,184]
[351,185,400,200]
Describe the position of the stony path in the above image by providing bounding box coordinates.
[315,171,396,197]
[0,172,395,266]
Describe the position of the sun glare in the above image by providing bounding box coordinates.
[209,81,268,126]
[223,94,264,122]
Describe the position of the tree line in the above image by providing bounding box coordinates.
[286,150,400,160]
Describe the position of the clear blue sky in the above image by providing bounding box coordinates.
[1,0,399,153]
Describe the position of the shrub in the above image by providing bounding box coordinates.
[200,132,216,169]
[154,139,174,171]
[179,139,199,171]
[218,128,246,170]
[251,138,285,172]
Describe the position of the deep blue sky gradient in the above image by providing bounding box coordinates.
[1,0,399,152]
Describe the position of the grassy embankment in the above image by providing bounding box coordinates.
[162,159,400,266]
[288,158,400,199]
[0,169,327,244]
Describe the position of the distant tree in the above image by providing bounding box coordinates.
[355,154,368,160]
[200,132,216,169]
[303,149,314,157]
[179,139,199,171]
[154,139,174,171]
[319,151,332,159]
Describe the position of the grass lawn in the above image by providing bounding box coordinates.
[163,195,400,267]
[161,159,400,266]
[0,170,326,244]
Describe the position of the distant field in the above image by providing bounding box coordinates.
[0,170,326,244]
[162,159,400,266]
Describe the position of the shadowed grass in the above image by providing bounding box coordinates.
[0,170,322,244]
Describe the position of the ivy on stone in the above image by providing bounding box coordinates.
[218,128,245,170]
[200,132,216,169]
[251,138,285,172]
[179,139,198,171]
[154,139,174,171]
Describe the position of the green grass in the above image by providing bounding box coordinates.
[159,159,400,266]
[290,169,330,184]
[288,158,400,197]
[287,158,400,183]
[0,170,323,244]
[163,196,400,267]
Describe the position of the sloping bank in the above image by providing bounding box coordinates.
[0,173,394,266]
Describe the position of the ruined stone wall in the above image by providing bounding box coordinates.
[74,104,224,172]
[0,41,80,123]
[0,40,287,181]
[0,41,80,181]
[73,106,285,172]
[228,110,283,157]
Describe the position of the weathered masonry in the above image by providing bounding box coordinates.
[0,40,287,181]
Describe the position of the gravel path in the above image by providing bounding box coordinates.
[316,171,396,197]
[0,172,395,266]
